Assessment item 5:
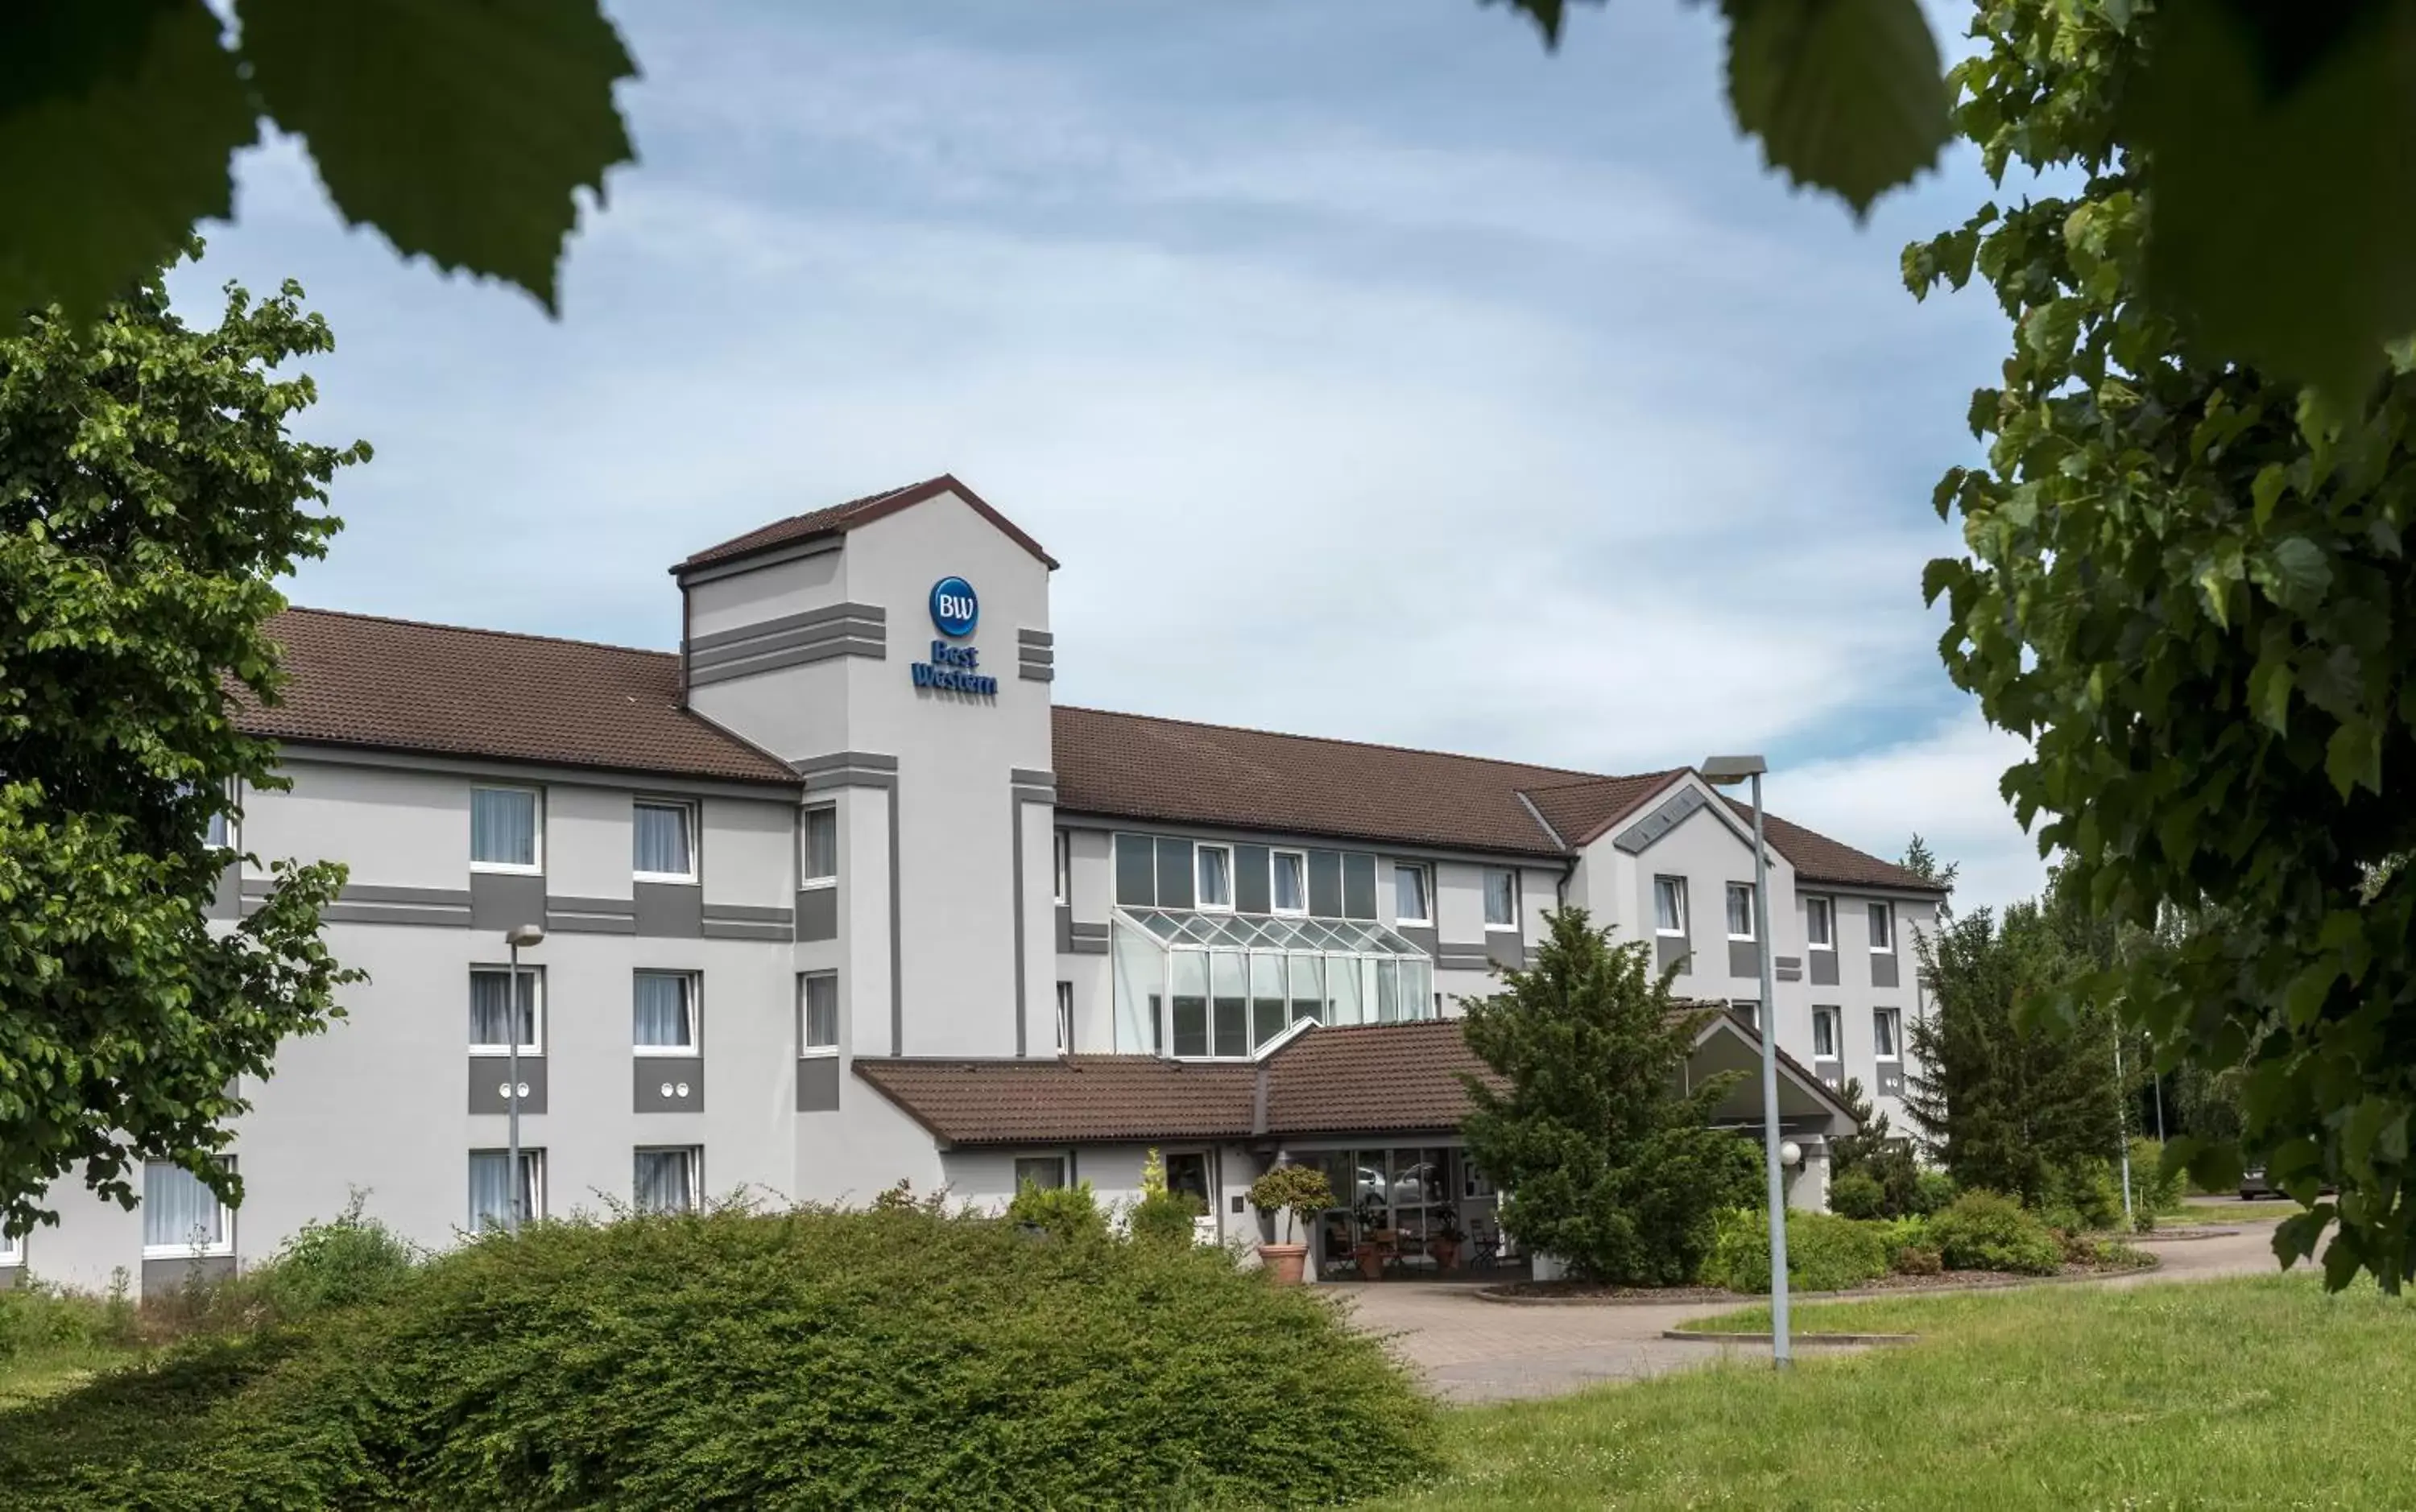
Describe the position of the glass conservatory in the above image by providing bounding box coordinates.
[1110,908,1438,1057]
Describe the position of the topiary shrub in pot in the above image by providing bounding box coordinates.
[1247,1164,1334,1284]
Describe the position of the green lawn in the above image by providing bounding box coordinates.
[2154,1201,2300,1226]
[1395,1275,2416,1510]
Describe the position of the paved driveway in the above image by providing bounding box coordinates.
[1335,1219,2291,1403]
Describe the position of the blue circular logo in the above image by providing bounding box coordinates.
[929,576,979,638]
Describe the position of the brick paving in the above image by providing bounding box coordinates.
[1335,1219,2292,1403]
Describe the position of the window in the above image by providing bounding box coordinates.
[468,967,541,1055]
[633,799,695,881]
[1874,1007,1902,1059]
[1725,882,1757,940]
[1806,897,1834,950]
[634,1146,701,1214]
[1196,845,1234,911]
[1730,999,1759,1031]
[1483,868,1519,931]
[1055,981,1074,1053]
[801,806,838,886]
[470,786,540,871]
[1053,828,1071,904]
[1868,901,1895,952]
[1392,862,1430,925]
[800,972,838,1053]
[468,1149,544,1234]
[1653,876,1688,936]
[1015,1155,1067,1192]
[142,1160,231,1257]
[0,1225,19,1266]
[1813,1006,1841,1059]
[633,971,697,1053]
[1272,850,1309,915]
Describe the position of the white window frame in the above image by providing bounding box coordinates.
[1806,896,1834,951]
[1874,1006,1903,1060]
[631,798,698,884]
[1014,1154,1069,1192]
[1653,875,1689,937]
[469,965,544,1056]
[800,971,840,1056]
[1055,980,1074,1054]
[1868,901,1896,953]
[1391,861,1431,926]
[633,1146,703,1215]
[632,969,700,1056]
[470,785,544,874]
[469,1148,545,1233]
[1812,1006,1841,1059]
[1195,844,1235,913]
[1730,999,1760,1032]
[801,805,839,890]
[0,1225,19,1266]
[140,1159,234,1259]
[1483,867,1520,932]
[1053,828,1071,905]
[204,778,239,854]
[1725,882,1758,941]
[1271,849,1310,917]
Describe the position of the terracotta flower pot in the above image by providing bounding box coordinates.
[1258,1241,1309,1284]
[1432,1237,1462,1272]
[1355,1243,1385,1281]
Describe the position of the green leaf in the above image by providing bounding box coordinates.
[2130,3,2416,397]
[2251,462,2288,527]
[0,1,254,320]
[2248,653,2295,736]
[1721,0,1951,217]
[2326,717,2384,796]
[2256,535,2334,607]
[1478,0,1602,48]
[238,0,639,314]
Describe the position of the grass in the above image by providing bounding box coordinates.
[1394,1274,2416,1510]
[2153,1201,2300,1226]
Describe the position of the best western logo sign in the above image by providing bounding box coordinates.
[912,576,998,696]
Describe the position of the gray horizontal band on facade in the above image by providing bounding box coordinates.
[1436,953,1491,972]
[704,919,794,942]
[1011,785,1055,805]
[321,903,470,928]
[547,913,637,936]
[672,535,841,587]
[796,750,899,775]
[686,601,888,654]
[687,614,887,671]
[1019,665,1054,683]
[1018,645,1054,667]
[1069,938,1111,956]
[1777,966,1803,982]
[686,634,887,688]
[548,894,635,918]
[705,902,794,923]
[1068,920,1110,940]
[795,750,900,792]
[1017,628,1053,647]
[267,740,801,799]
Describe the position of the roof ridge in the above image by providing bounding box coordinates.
[1057,704,1653,784]
[1516,769,1686,795]
[276,605,676,662]
[692,477,935,554]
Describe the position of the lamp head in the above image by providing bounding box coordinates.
[1698,754,1769,786]
[1780,1139,1804,1169]
[503,923,546,948]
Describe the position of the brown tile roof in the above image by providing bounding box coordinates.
[1723,800,1941,894]
[1519,771,1689,848]
[235,608,797,786]
[1050,705,1599,857]
[1260,1020,1503,1136]
[675,474,1059,574]
[854,1056,1256,1145]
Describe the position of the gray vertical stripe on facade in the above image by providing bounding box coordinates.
[1876,1064,1905,1097]
[1810,949,1839,986]
[1727,940,1762,979]
[1011,785,1028,1058]
[469,1057,547,1115]
[143,1255,234,1293]
[1235,845,1271,915]
[796,1055,842,1112]
[889,781,902,1056]
[1656,934,1691,974]
[1485,932,1524,972]
[1871,953,1901,989]
[796,886,838,942]
[1054,903,1074,953]
[470,872,545,932]
[793,752,904,1056]
[1341,853,1376,920]
[1306,850,1342,918]
[634,1057,705,1113]
[1612,786,1708,854]
[635,882,704,939]
[209,865,242,921]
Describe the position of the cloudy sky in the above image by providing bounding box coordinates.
[178,0,2046,911]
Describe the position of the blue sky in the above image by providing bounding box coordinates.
[178,0,2046,910]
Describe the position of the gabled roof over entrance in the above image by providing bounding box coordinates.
[853,1014,1855,1148]
[672,473,1060,575]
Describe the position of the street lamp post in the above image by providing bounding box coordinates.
[503,923,545,1234]
[1700,754,1790,1369]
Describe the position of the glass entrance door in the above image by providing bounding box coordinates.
[1309,1146,1453,1278]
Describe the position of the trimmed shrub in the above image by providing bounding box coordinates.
[1,1205,1439,1510]
[2038,1160,2125,1232]
[1698,1208,1890,1295]
[1249,1164,1334,1247]
[1893,1245,1943,1276]
[1128,1190,1206,1245]
[1827,1169,1886,1221]
[1007,1178,1108,1242]
[2129,1138,2188,1215]
[1926,1191,2062,1275]
[1911,1171,1959,1216]
[242,1200,420,1320]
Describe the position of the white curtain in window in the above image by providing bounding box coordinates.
[143,1162,225,1251]
[1814,1010,1839,1058]
[471,789,536,866]
[1483,870,1516,927]
[469,1151,538,1233]
[1868,903,1893,949]
[1111,921,1165,1053]
[1274,853,1307,913]
[1655,878,1686,933]
[634,1150,695,1214]
[634,973,692,1047]
[634,804,691,875]
[1727,884,1756,939]
[803,808,838,881]
[1874,1009,1900,1058]
[1197,848,1232,908]
[470,970,536,1047]
[1392,865,1426,923]
[1400,956,1433,1020]
[1807,899,1831,947]
[801,973,838,1049]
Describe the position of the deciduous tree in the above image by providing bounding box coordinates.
[0,247,362,1239]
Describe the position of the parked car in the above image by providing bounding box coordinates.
[2237,1167,2335,1200]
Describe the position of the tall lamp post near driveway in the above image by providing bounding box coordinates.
[1699,754,1790,1369]
[503,923,545,1235]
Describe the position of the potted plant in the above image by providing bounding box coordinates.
[1429,1204,1467,1271]
[1352,1197,1390,1280]
[1248,1163,1334,1285]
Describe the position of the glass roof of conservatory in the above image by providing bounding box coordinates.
[1115,908,1426,956]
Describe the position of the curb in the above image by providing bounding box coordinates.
[2128,1229,2238,1242]
[1662,1328,1916,1346]
[1475,1254,2161,1308]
